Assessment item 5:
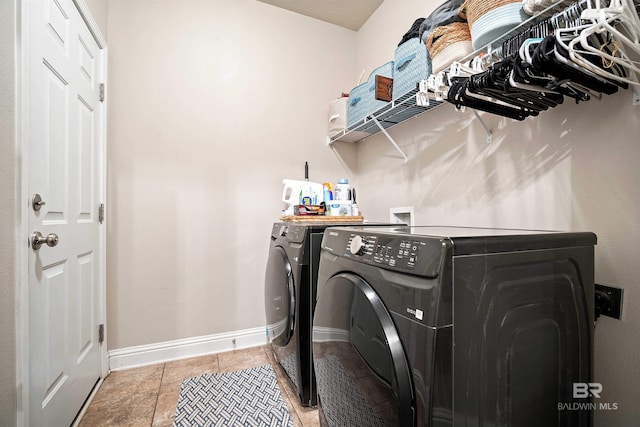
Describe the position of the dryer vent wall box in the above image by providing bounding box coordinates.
[390,206,414,226]
[313,226,596,427]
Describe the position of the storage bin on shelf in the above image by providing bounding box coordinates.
[425,22,473,73]
[462,0,528,49]
[392,38,432,100]
[347,61,394,128]
[328,97,348,137]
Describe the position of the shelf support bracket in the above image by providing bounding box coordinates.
[370,115,408,163]
[472,109,493,143]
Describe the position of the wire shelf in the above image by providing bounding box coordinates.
[328,0,576,145]
[329,88,444,143]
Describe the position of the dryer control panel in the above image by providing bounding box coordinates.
[326,231,444,278]
[348,234,375,256]
[373,238,424,270]
[272,223,306,243]
[348,233,424,270]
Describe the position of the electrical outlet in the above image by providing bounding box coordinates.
[595,284,623,320]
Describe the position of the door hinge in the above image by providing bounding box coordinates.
[99,83,105,102]
[98,203,104,224]
[98,324,104,344]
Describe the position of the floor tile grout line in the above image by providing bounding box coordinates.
[150,363,166,427]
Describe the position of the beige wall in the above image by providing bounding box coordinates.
[106,0,357,349]
[84,0,109,39]
[355,1,640,425]
[0,0,17,424]
[356,0,434,77]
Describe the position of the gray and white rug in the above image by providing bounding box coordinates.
[173,364,292,427]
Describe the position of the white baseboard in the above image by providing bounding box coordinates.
[108,326,268,371]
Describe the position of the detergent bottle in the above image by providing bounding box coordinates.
[334,178,351,201]
[299,182,321,206]
[282,179,323,213]
[281,162,323,214]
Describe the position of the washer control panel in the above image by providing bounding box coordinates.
[322,228,444,277]
[348,234,375,256]
[373,238,425,270]
[272,223,306,243]
[346,233,429,271]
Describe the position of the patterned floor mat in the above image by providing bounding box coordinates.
[173,365,292,427]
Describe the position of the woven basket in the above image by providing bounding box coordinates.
[425,22,472,59]
[462,0,521,29]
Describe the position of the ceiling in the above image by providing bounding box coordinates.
[256,0,384,31]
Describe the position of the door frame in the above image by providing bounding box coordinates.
[15,1,108,425]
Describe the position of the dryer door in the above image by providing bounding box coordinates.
[265,245,295,346]
[313,273,414,427]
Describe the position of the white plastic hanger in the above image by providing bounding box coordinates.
[568,3,640,85]
[569,0,640,80]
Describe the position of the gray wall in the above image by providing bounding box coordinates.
[0,0,17,424]
[353,1,640,425]
[84,0,108,39]
[106,0,357,349]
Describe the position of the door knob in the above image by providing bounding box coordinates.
[31,231,59,250]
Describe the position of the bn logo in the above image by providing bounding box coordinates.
[573,383,602,398]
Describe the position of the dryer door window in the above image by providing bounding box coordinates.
[313,273,414,427]
[265,245,295,346]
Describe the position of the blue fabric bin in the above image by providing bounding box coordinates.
[347,61,394,128]
[392,38,431,100]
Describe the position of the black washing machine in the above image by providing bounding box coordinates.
[264,221,398,407]
[313,226,596,426]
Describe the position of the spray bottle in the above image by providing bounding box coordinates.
[322,182,333,203]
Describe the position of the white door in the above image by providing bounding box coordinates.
[25,0,105,425]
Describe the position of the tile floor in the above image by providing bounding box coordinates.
[79,345,319,426]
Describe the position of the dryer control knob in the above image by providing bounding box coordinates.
[349,235,366,256]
